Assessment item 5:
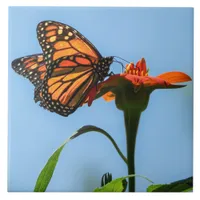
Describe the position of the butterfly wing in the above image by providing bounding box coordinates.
[12,21,113,117]
[35,20,113,116]
[35,55,100,116]
[12,54,47,87]
[37,20,102,66]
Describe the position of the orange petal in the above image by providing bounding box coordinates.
[102,91,115,102]
[123,74,143,86]
[135,58,147,74]
[157,71,192,83]
[124,74,185,89]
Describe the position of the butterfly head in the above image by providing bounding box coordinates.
[97,56,114,81]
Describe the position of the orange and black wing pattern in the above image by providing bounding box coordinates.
[12,54,47,87]
[37,20,102,66]
[12,20,113,117]
[35,20,113,116]
[35,55,100,116]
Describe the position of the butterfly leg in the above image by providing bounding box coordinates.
[107,71,115,76]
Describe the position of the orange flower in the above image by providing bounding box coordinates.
[84,58,192,192]
[85,58,192,110]
[100,58,191,102]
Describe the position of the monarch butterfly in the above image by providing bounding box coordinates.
[12,20,114,117]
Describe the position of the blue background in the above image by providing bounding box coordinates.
[8,7,193,192]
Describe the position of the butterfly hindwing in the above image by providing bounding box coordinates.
[37,55,99,116]
[12,54,47,87]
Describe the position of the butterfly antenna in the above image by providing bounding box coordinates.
[113,56,130,63]
[113,58,125,73]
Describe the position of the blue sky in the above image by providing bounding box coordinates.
[8,7,193,192]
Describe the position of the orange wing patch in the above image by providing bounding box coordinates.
[40,72,46,80]
[30,64,38,70]
[75,57,91,65]
[46,30,57,37]
[70,38,98,59]
[48,82,62,94]
[24,58,34,64]
[47,75,65,86]
[25,62,37,69]
[52,82,71,101]
[38,65,46,72]
[54,41,71,50]
[53,48,78,61]
[59,60,77,67]
[46,25,58,31]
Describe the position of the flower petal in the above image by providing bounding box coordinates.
[99,74,122,89]
[90,67,192,104]
[157,71,192,83]
[102,91,115,102]
[135,58,148,74]
[124,74,187,89]
[87,86,97,106]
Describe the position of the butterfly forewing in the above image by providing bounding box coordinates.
[37,20,102,66]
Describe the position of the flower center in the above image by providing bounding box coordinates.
[125,58,149,76]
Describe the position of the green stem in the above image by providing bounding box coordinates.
[124,109,141,192]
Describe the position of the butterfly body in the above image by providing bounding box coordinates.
[95,56,114,80]
[12,20,114,117]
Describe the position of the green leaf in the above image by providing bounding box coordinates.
[94,174,153,192]
[147,184,162,192]
[34,125,126,192]
[34,145,65,192]
[147,176,193,192]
